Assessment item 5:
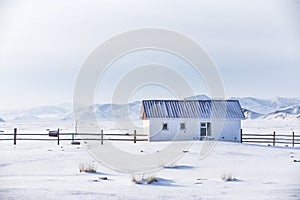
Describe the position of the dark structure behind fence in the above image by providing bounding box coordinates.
[0,128,148,145]
[241,129,300,147]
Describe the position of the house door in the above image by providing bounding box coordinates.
[200,122,211,137]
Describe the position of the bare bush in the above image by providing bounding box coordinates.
[79,162,97,173]
[131,174,158,185]
[146,175,158,184]
[221,172,236,181]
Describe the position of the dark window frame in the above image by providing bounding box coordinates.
[162,123,168,130]
[180,123,186,130]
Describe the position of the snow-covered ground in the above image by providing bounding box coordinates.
[0,120,300,199]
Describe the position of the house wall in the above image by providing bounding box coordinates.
[211,120,241,142]
[145,118,241,142]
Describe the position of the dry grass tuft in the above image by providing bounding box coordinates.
[79,162,97,173]
[131,174,158,185]
[146,175,158,184]
[221,172,236,181]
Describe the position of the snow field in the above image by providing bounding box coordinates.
[0,121,300,199]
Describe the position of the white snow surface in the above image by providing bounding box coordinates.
[0,120,300,199]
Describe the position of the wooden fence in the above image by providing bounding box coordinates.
[241,130,300,147]
[0,128,148,145]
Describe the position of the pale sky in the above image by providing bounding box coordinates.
[0,0,300,110]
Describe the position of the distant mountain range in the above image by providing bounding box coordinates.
[229,96,300,120]
[0,95,299,122]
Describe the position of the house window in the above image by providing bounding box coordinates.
[180,123,186,130]
[162,123,168,130]
[200,122,212,136]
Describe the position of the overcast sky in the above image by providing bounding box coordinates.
[0,0,300,110]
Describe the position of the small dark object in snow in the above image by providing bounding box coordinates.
[125,133,129,136]
[291,155,294,158]
[183,150,189,153]
[71,141,80,145]
[100,177,108,180]
[140,150,144,152]
[293,160,300,162]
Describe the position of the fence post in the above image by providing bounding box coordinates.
[273,131,276,146]
[57,129,60,146]
[134,130,136,143]
[292,131,295,147]
[101,130,103,145]
[240,129,243,143]
[14,128,17,145]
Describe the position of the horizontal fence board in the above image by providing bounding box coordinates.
[274,134,295,137]
[242,141,274,143]
[1,133,148,137]
[17,138,57,141]
[10,133,54,136]
[59,138,147,141]
[243,137,275,140]
[275,141,296,144]
[243,138,300,141]
[242,134,274,137]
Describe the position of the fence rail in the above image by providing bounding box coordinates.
[241,130,300,147]
[0,128,148,145]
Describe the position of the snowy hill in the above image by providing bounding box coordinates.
[230,97,300,114]
[15,105,72,121]
[0,104,72,122]
[264,104,300,120]
[62,101,142,122]
[184,94,211,100]
[0,117,5,122]
[242,108,263,120]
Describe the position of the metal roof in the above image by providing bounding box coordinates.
[141,100,245,119]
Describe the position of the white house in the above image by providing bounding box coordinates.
[140,100,245,142]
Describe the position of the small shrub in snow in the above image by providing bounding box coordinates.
[131,176,139,184]
[146,176,158,184]
[79,162,97,173]
[221,172,236,182]
[131,174,158,185]
[131,175,143,184]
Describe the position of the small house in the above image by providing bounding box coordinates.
[140,100,245,142]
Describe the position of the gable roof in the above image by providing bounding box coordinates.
[141,100,245,120]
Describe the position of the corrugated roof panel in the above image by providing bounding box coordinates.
[142,100,245,119]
